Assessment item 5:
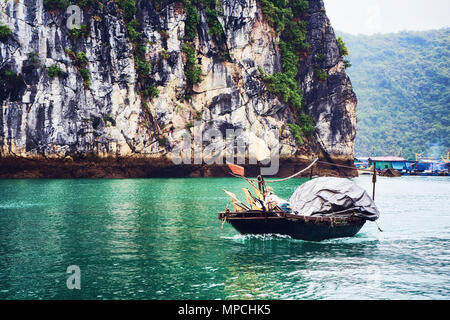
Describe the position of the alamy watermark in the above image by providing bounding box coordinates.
[169,121,281,176]
[66,5,82,30]
[66,265,81,290]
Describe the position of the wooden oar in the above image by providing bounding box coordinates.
[222,189,250,211]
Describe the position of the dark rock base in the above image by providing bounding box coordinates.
[0,157,357,179]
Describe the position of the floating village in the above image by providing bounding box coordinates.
[354,151,450,177]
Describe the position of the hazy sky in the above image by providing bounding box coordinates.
[324,0,450,35]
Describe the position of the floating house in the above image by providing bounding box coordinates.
[412,160,448,173]
[368,157,407,170]
[354,157,369,168]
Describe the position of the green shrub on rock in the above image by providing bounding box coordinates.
[287,123,304,145]
[314,68,328,81]
[118,0,138,22]
[337,36,349,56]
[43,0,71,11]
[136,57,152,76]
[259,69,303,110]
[299,114,315,137]
[67,24,88,39]
[47,64,64,78]
[0,25,12,42]
[182,42,203,86]
[143,86,160,100]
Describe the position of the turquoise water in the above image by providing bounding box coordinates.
[0,176,449,300]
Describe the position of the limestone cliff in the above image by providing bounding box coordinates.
[0,0,357,177]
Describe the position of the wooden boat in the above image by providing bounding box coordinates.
[358,169,372,176]
[218,209,366,241]
[219,160,377,242]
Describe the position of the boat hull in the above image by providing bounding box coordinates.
[220,211,366,241]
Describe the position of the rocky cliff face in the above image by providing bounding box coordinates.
[0,0,357,176]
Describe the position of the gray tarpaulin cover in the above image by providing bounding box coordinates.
[289,177,380,221]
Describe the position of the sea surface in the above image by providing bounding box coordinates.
[0,175,449,300]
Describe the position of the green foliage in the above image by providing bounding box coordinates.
[186,122,194,130]
[47,64,64,78]
[0,24,12,42]
[43,0,71,10]
[290,0,309,16]
[282,20,308,52]
[67,24,88,39]
[161,50,170,60]
[103,114,116,126]
[299,114,315,136]
[260,0,292,33]
[74,0,98,8]
[135,44,147,56]
[220,50,232,62]
[64,48,76,59]
[136,57,152,76]
[158,30,170,39]
[118,0,137,22]
[336,36,349,56]
[0,68,24,103]
[65,49,91,87]
[260,70,303,110]
[182,42,203,86]
[314,68,328,81]
[183,0,200,41]
[287,114,315,145]
[260,0,308,31]
[339,29,450,159]
[205,8,223,38]
[2,69,16,78]
[76,51,89,67]
[143,86,160,100]
[158,137,168,147]
[80,67,91,87]
[315,53,324,61]
[343,58,352,68]
[279,40,299,78]
[127,20,142,42]
[259,0,309,118]
[28,52,41,67]
[287,124,304,145]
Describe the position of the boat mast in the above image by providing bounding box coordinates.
[372,161,377,200]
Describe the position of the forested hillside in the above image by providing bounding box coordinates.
[338,29,449,160]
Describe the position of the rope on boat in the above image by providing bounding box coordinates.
[252,158,371,183]
[263,158,319,183]
[221,217,227,230]
[375,220,383,232]
[230,158,372,184]
[317,160,373,172]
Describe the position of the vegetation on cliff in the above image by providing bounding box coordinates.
[0,0,356,164]
[182,0,204,89]
[259,0,316,145]
[0,24,12,42]
[339,28,449,159]
[43,0,71,10]
[47,64,64,78]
